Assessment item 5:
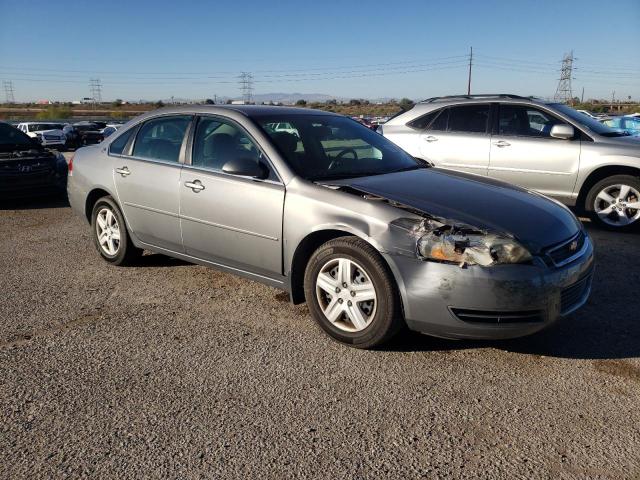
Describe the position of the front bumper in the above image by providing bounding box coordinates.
[385,235,594,340]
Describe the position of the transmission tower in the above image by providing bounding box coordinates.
[3,81,15,104]
[89,78,103,107]
[554,51,574,104]
[238,72,253,104]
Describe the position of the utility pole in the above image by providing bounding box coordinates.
[611,91,615,111]
[89,78,102,110]
[467,46,473,95]
[3,81,15,104]
[581,86,584,103]
[554,51,574,103]
[238,72,254,104]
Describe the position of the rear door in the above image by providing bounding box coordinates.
[488,104,580,200]
[179,115,284,276]
[418,104,491,175]
[112,115,192,252]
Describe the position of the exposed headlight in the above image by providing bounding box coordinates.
[417,229,531,267]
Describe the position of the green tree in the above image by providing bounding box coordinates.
[154,100,165,108]
[295,99,307,106]
[399,98,415,110]
[204,98,215,105]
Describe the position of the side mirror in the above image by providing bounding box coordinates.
[550,124,574,139]
[222,157,269,179]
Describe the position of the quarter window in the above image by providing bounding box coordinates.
[498,105,563,138]
[109,127,135,155]
[429,109,449,131]
[132,115,191,163]
[192,116,276,180]
[407,109,441,130]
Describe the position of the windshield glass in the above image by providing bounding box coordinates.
[550,103,627,136]
[0,123,35,149]
[256,114,422,181]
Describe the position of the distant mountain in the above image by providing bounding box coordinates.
[243,93,345,104]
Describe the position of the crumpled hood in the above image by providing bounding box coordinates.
[332,168,581,253]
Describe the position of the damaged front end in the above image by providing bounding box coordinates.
[326,185,532,268]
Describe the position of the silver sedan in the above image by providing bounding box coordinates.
[67,106,593,348]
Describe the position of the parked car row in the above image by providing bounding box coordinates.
[14,121,124,150]
[66,102,599,349]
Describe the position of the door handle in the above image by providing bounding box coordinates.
[423,135,438,143]
[185,180,205,193]
[492,140,511,148]
[115,166,130,176]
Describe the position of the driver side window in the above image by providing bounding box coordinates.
[192,116,277,180]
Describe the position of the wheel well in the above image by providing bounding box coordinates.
[577,166,640,212]
[85,188,111,223]
[289,230,352,304]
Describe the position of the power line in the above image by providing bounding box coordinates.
[3,80,15,103]
[554,51,574,103]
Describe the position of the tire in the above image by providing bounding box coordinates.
[90,196,142,265]
[585,175,640,231]
[303,236,403,349]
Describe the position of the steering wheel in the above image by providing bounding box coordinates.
[328,148,358,170]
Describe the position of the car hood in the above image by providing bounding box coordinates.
[331,168,581,253]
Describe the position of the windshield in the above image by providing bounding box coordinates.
[256,114,422,181]
[550,103,628,137]
[0,123,35,149]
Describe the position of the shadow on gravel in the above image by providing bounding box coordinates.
[0,194,69,210]
[385,223,640,361]
[133,253,192,268]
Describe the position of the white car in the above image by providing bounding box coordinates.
[16,122,68,149]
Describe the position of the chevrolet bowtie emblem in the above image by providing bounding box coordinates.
[569,241,578,251]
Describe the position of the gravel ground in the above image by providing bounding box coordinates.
[1,192,639,479]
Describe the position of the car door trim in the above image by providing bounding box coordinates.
[123,201,181,218]
[179,214,279,241]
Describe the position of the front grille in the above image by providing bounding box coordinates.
[451,308,544,324]
[546,231,586,267]
[560,272,592,315]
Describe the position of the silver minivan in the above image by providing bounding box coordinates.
[381,95,640,231]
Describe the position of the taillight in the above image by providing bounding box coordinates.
[68,155,74,176]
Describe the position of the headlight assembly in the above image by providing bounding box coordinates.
[416,227,531,267]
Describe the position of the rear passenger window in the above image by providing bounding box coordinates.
[132,115,191,163]
[407,109,441,130]
[429,109,449,131]
[109,127,135,155]
[447,105,490,133]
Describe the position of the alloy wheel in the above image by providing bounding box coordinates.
[593,184,640,227]
[315,258,377,332]
[96,207,121,256]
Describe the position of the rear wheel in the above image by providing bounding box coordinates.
[91,196,142,265]
[304,237,403,348]
[585,175,640,231]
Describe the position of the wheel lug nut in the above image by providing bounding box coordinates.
[342,282,347,288]
[338,298,343,304]
[335,287,340,293]
[350,291,356,297]
[347,300,352,306]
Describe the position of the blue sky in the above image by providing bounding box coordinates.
[0,0,638,102]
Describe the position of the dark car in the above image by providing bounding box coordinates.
[63,122,104,148]
[0,122,68,199]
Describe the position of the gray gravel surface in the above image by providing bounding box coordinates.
[1,195,639,479]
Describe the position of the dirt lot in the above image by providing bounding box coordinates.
[1,195,639,479]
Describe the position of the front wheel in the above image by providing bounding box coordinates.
[91,196,142,265]
[304,237,403,348]
[585,175,640,231]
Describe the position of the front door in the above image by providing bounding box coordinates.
[113,114,192,252]
[418,104,491,176]
[488,104,580,200]
[179,115,284,276]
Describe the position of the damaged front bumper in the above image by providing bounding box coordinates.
[383,235,594,340]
